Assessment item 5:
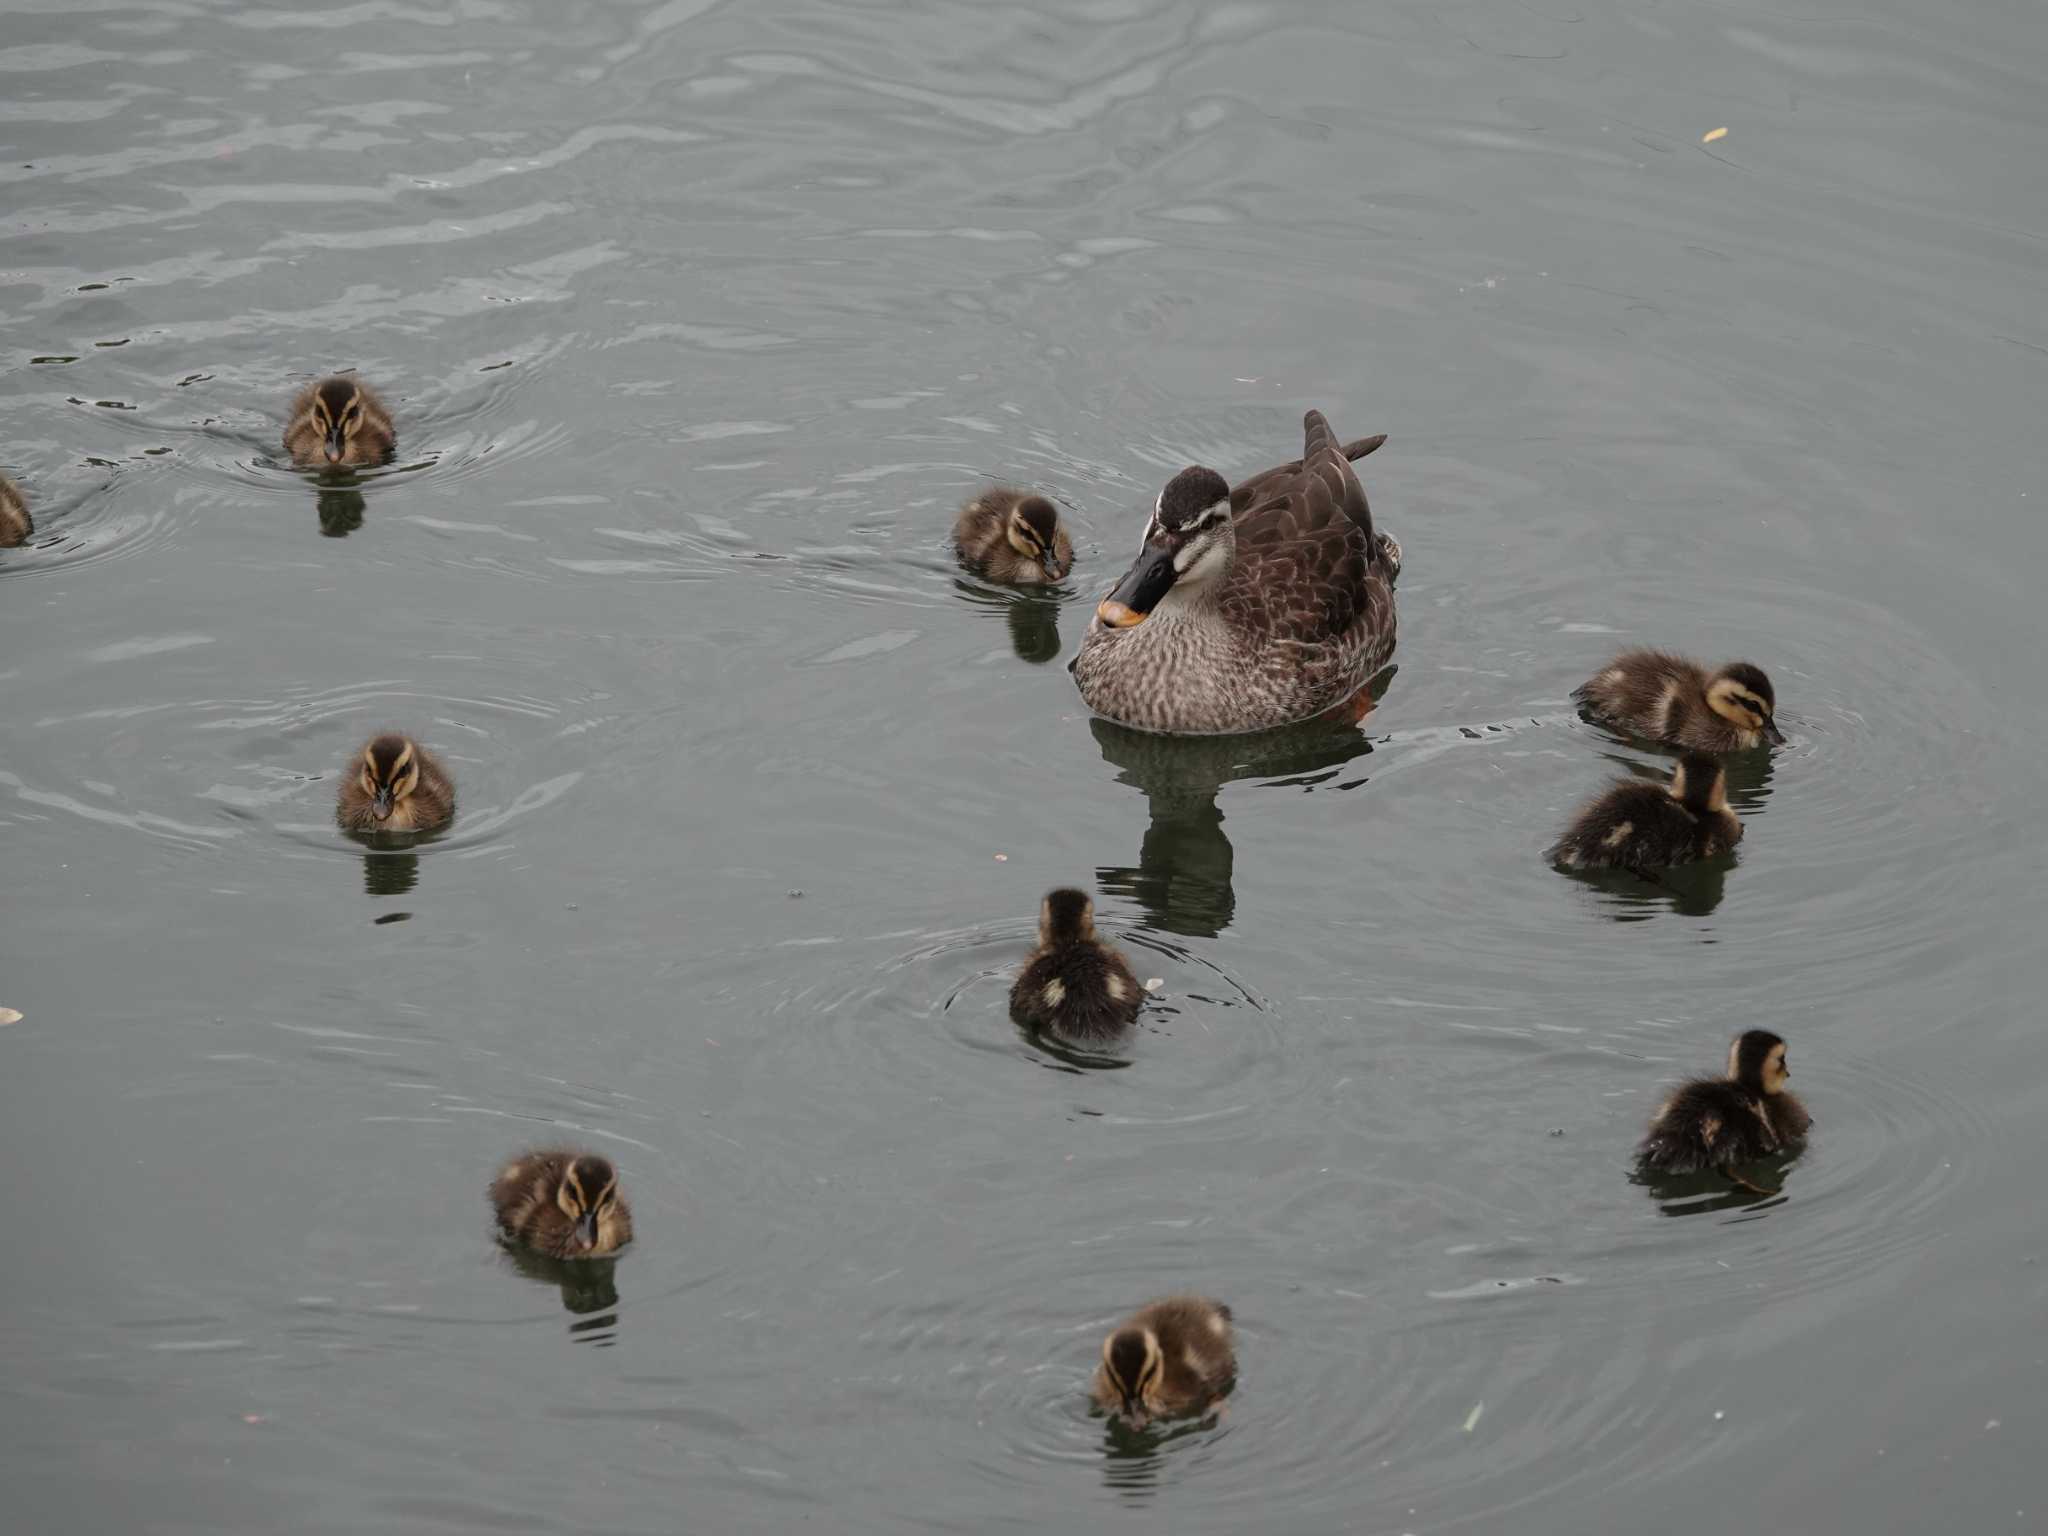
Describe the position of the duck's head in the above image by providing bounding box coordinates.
[1728,1029,1791,1095]
[356,734,425,824]
[307,377,377,466]
[1096,466,1233,629]
[1101,1324,1163,1424]
[554,1154,623,1254]
[1005,495,1067,581]
[1667,752,1731,818]
[1038,886,1096,946]
[1705,663,1783,745]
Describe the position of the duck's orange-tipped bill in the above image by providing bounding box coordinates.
[1097,600,1147,628]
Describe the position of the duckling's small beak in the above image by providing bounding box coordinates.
[1764,719,1786,746]
[575,1210,600,1250]
[370,786,394,821]
[324,428,348,464]
[1097,545,1176,628]
[1039,553,1068,581]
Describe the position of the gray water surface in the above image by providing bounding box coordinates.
[4,0,2046,1531]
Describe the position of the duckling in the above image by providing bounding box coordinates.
[954,488,1072,584]
[284,375,396,469]
[1548,752,1741,871]
[1091,1295,1236,1429]
[1638,1029,1811,1176]
[489,1147,634,1259]
[0,472,30,547]
[334,733,455,835]
[1574,649,1783,751]
[1009,888,1143,1044]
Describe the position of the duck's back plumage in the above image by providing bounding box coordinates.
[1548,780,1741,870]
[1010,940,1143,1044]
[1638,1080,1812,1174]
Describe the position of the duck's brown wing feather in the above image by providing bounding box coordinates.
[1229,431,1385,513]
[1218,411,1388,645]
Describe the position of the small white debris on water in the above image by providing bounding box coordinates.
[1713,1410,1725,1421]
[1462,1401,1484,1432]
[0,1008,21,1025]
[1144,978,1163,992]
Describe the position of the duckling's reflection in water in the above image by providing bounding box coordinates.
[1633,1150,1802,1215]
[1096,1402,1232,1497]
[354,845,419,899]
[1088,709,1377,938]
[497,1240,622,1341]
[949,577,1064,664]
[315,483,366,537]
[1005,587,1063,664]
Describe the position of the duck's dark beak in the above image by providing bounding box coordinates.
[1039,551,1067,582]
[576,1210,600,1250]
[370,786,394,821]
[1097,545,1176,629]
[1764,719,1786,746]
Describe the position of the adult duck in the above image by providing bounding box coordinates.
[1071,411,1397,734]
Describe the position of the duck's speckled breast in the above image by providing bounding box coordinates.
[1072,607,1392,735]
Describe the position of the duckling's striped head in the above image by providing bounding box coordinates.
[1728,1029,1790,1095]
[1666,752,1730,817]
[555,1155,622,1255]
[311,378,369,465]
[1039,887,1096,946]
[1004,496,1067,581]
[1705,663,1783,745]
[1097,466,1232,628]
[1102,1326,1163,1422]
[358,734,423,823]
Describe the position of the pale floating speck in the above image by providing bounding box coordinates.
[1702,126,1728,144]
[0,1007,20,1025]
[1987,1418,2001,1431]
[1144,978,1163,992]
[1713,1409,1725,1421]
[993,853,1008,862]
[1461,1401,1484,1433]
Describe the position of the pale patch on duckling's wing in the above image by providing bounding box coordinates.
[1104,971,1128,1003]
[1601,820,1634,848]
[1042,978,1066,1008]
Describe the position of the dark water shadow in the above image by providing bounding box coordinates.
[950,576,1066,663]
[1632,1150,1803,1216]
[1014,1019,1135,1073]
[1095,1384,1236,1498]
[316,482,367,536]
[1550,857,1732,919]
[344,826,450,904]
[1088,712,1376,938]
[497,1239,622,1343]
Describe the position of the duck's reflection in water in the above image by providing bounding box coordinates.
[497,1240,622,1343]
[949,577,1065,664]
[1088,709,1377,938]
[315,483,366,537]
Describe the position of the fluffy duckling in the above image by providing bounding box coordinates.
[1638,1030,1811,1175]
[490,1147,634,1259]
[1574,649,1783,751]
[1009,888,1143,1044]
[335,733,455,835]
[954,488,1072,584]
[284,375,396,469]
[1548,752,1741,871]
[0,472,30,547]
[1091,1295,1236,1429]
